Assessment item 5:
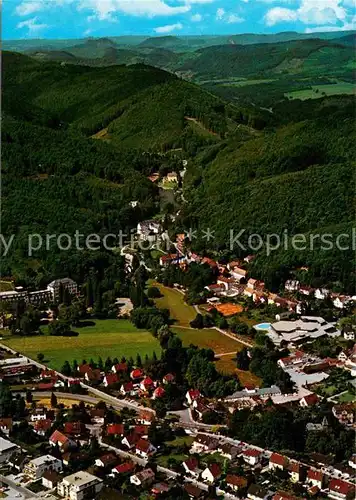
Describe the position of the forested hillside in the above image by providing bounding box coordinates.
[179,95,356,292]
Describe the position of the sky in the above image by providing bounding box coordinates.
[3,0,356,40]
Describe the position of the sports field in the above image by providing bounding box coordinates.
[151,282,196,327]
[173,326,243,355]
[2,319,161,371]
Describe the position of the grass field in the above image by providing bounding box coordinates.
[2,319,161,371]
[338,391,356,403]
[152,282,196,327]
[173,326,243,355]
[215,356,262,386]
[286,83,356,100]
[0,281,14,292]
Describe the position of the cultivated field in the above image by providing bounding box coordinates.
[152,283,196,327]
[215,356,262,387]
[286,82,356,100]
[3,319,160,371]
[173,326,243,355]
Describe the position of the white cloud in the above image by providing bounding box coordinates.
[191,13,202,21]
[15,1,43,16]
[216,7,225,19]
[77,0,190,19]
[227,13,245,23]
[264,6,297,25]
[17,16,48,35]
[154,22,183,33]
[264,0,351,27]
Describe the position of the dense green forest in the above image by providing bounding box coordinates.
[2,48,355,293]
[178,95,356,292]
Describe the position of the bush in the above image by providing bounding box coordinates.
[147,286,162,299]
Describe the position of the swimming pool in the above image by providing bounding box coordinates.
[254,322,271,330]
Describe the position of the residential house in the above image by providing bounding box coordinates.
[24,455,62,480]
[151,483,170,495]
[64,421,86,437]
[103,373,119,387]
[152,386,165,399]
[90,409,105,425]
[135,438,156,459]
[112,462,135,475]
[8,452,28,472]
[186,389,201,405]
[191,434,218,454]
[134,425,149,437]
[242,448,262,466]
[307,469,324,489]
[247,484,267,500]
[31,407,49,422]
[77,363,92,376]
[328,479,355,500]
[288,461,303,482]
[315,288,330,300]
[130,468,155,486]
[57,471,103,500]
[299,286,314,296]
[140,376,154,392]
[226,475,247,491]
[333,295,351,309]
[348,455,356,469]
[162,373,175,384]
[33,419,53,436]
[219,443,241,460]
[332,404,355,426]
[300,393,319,407]
[217,276,235,290]
[285,280,300,292]
[112,362,128,374]
[122,434,139,450]
[201,463,221,483]
[0,437,19,463]
[49,430,75,452]
[343,326,355,341]
[95,453,117,469]
[0,418,12,436]
[106,423,124,437]
[131,368,144,380]
[137,220,162,242]
[273,493,297,500]
[120,382,135,396]
[269,453,289,470]
[137,410,155,425]
[84,369,102,384]
[182,457,201,478]
[184,483,205,499]
[230,266,247,282]
[42,470,60,489]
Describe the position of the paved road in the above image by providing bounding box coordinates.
[0,474,39,499]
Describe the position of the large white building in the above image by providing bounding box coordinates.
[24,454,62,480]
[268,316,340,346]
[57,471,103,500]
[47,278,78,301]
[0,437,19,463]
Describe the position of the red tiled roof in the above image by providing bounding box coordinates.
[34,419,52,432]
[273,492,296,500]
[288,461,300,473]
[153,387,165,398]
[243,448,262,457]
[270,453,288,467]
[138,410,155,422]
[184,457,199,471]
[113,363,128,372]
[38,383,55,390]
[50,430,68,445]
[64,422,84,435]
[107,423,124,435]
[98,453,117,466]
[141,376,154,387]
[226,475,247,487]
[188,389,201,400]
[122,382,134,392]
[302,393,319,406]
[329,479,354,496]
[163,373,175,382]
[307,469,323,482]
[78,364,92,374]
[134,425,149,435]
[131,368,144,379]
[114,462,135,474]
[104,373,119,385]
[136,438,152,453]
[207,463,221,478]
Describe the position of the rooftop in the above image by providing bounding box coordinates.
[62,470,102,488]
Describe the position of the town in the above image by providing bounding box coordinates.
[0,226,354,500]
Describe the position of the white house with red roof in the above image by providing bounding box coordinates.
[49,430,75,452]
[162,373,175,384]
[186,389,201,405]
[112,363,128,374]
[103,373,119,387]
[182,457,201,478]
[288,461,302,483]
[269,453,289,471]
[201,463,221,483]
[306,469,324,489]
[328,479,355,500]
[131,368,144,380]
[137,410,155,425]
[120,382,135,396]
[152,387,165,399]
[300,393,319,407]
[242,448,262,466]
[140,377,154,392]
[135,439,156,459]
